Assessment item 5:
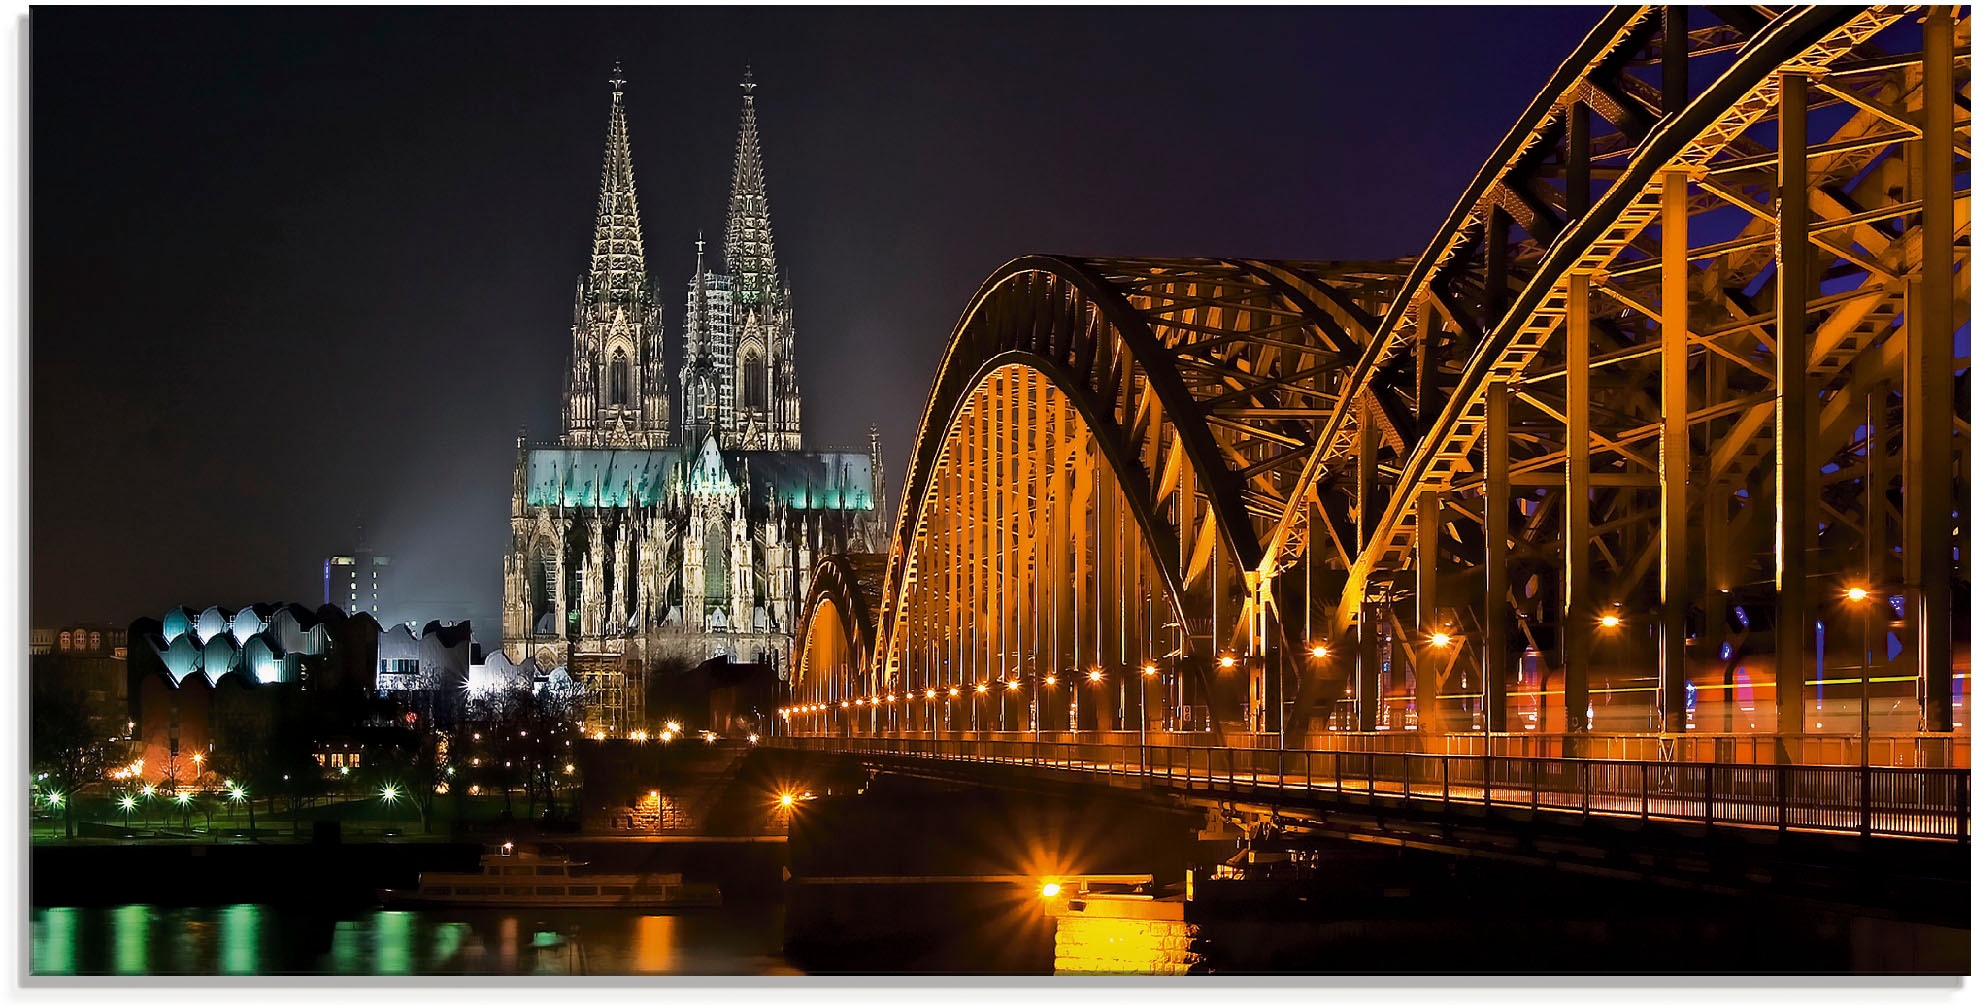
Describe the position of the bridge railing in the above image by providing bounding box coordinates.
[775,736,1970,843]
[787,727,1968,768]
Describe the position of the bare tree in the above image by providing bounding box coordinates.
[31,687,107,838]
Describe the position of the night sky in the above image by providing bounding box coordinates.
[32,7,1600,636]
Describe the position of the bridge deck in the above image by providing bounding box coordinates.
[778,736,1969,843]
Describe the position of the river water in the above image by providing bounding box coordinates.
[30,903,804,976]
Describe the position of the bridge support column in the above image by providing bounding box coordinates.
[1663,5,1689,115]
[1563,271,1592,737]
[1658,166,1692,736]
[1415,490,1444,737]
[1355,394,1382,732]
[1908,7,1956,737]
[1775,70,1810,750]
[1356,602,1380,733]
[1484,378,1510,734]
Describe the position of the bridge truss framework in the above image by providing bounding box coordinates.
[792,5,1971,765]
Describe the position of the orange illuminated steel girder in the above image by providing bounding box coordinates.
[791,5,1968,754]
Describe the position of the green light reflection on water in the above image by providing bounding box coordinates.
[113,904,150,975]
[219,904,261,974]
[33,908,78,975]
[374,911,413,974]
[329,920,365,974]
[429,921,467,971]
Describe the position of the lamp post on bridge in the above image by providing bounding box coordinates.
[1140,663,1159,773]
[1845,585,1879,767]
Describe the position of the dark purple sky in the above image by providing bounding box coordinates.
[32,6,1601,634]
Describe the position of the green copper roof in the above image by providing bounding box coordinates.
[525,445,876,511]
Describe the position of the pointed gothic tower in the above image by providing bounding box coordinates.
[716,68,802,451]
[565,65,670,448]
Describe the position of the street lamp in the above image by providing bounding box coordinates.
[1845,585,1876,762]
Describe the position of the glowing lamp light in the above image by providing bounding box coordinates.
[748,734,759,744]
[975,684,988,694]
[779,793,796,808]
[1088,670,1103,683]
[1311,645,1329,659]
[1429,632,1452,648]
[141,785,155,798]
[1599,613,1622,628]
[925,689,937,699]
[1219,655,1237,669]
[1044,675,1057,686]
[1040,882,1062,899]
[117,795,136,812]
[174,792,192,806]
[842,701,851,708]
[564,764,575,774]
[1143,665,1158,676]
[1007,680,1022,691]
[948,687,960,697]
[379,784,400,804]
[1847,587,1870,602]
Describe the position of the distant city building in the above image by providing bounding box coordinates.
[125,603,472,783]
[325,523,392,621]
[501,68,889,737]
[30,623,131,743]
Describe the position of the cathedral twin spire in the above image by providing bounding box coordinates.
[564,64,800,452]
[724,68,777,308]
[589,64,647,305]
[564,63,667,448]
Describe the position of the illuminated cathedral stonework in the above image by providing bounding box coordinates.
[502,70,887,735]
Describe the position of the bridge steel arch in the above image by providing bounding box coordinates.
[792,553,887,728]
[789,6,1969,761]
[1263,4,1971,749]
[784,256,1404,738]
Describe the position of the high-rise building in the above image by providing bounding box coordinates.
[325,523,392,621]
[502,68,888,737]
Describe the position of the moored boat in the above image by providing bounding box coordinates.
[379,842,722,908]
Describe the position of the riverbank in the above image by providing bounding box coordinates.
[30,835,788,907]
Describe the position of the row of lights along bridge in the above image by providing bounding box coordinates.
[780,582,1890,725]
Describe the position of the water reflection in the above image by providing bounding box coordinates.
[34,908,76,976]
[30,904,799,976]
[219,904,259,975]
[113,904,148,975]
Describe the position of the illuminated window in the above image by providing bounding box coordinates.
[57,632,70,652]
[89,632,101,650]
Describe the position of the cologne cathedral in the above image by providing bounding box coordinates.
[501,69,888,735]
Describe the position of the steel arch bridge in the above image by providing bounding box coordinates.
[790,5,1971,766]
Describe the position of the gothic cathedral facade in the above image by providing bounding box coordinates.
[501,70,888,735]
